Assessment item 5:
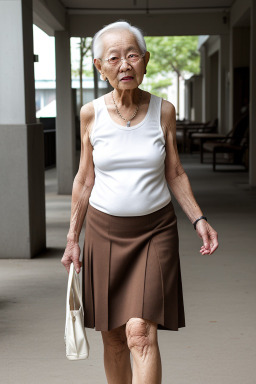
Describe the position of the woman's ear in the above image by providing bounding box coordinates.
[94,58,102,73]
[94,58,106,81]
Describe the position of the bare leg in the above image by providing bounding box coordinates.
[126,318,162,384]
[101,324,132,384]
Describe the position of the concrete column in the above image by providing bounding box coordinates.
[249,1,256,186]
[0,0,46,258]
[193,76,202,122]
[229,27,234,133]
[184,80,190,120]
[218,35,230,134]
[209,52,218,122]
[201,46,211,122]
[55,31,76,194]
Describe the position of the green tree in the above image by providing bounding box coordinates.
[144,36,200,117]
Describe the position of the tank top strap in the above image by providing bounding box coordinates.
[92,96,100,128]
[90,96,108,146]
[92,95,106,117]
[147,94,163,127]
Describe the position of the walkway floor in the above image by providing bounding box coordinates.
[0,154,255,384]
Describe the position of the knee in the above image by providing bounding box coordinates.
[126,318,157,358]
[102,326,127,356]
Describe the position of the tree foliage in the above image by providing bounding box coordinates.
[141,36,200,100]
[145,36,200,78]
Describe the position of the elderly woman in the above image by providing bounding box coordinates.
[61,21,218,384]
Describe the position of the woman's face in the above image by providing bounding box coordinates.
[94,29,150,91]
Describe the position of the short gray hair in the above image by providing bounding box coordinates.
[92,20,147,59]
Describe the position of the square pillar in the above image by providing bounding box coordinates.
[249,1,256,186]
[55,31,76,194]
[201,45,211,122]
[218,35,230,134]
[229,27,234,133]
[0,0,46,258]
[193,76,203,122]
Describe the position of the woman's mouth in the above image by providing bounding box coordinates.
[120,76,134,81]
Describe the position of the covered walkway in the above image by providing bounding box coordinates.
[0,155,255,383]
[1,0,256,259]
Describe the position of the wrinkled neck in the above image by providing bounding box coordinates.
[112,88,141,107]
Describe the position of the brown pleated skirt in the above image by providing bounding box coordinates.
[82,201,185,332]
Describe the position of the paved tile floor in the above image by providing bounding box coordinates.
[0,154,255,383]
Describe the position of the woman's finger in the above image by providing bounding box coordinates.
[200,248,211,255]
[61,256,72,273]
[208,231,218,254]
[71,243,81,273]
[200,232,210,251]
[72,258,82,274]
[209,240,219,254]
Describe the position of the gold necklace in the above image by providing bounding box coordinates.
[111,90,142,127]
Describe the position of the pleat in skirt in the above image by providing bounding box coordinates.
[82,201,185,332]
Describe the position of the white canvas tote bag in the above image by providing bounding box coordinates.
[64,262,89,360]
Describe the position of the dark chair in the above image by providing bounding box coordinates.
[188,118,218,153]
[202,112,249,171]
[176,118,217,153]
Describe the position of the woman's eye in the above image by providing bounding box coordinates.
[109,56,119,63]
[128,53,139,59]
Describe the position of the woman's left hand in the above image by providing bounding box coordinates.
[196,220,218,255]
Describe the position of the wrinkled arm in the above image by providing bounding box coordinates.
[61,103,95,272]
[162,100,218,255]
[67,165,94,243]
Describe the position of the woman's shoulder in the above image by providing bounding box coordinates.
[161,98,176,118]
[148,93,175,117]
[80,101,96,138]
[80,101,95,119]
[160,99,176,138]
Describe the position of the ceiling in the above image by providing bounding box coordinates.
[59,0,235,13]
[33,0,250,37]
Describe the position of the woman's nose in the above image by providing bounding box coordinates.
[119,58,131,71]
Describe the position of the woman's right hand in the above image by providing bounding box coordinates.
[61,240,82,274]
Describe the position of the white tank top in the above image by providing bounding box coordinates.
[88,93,171,216]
